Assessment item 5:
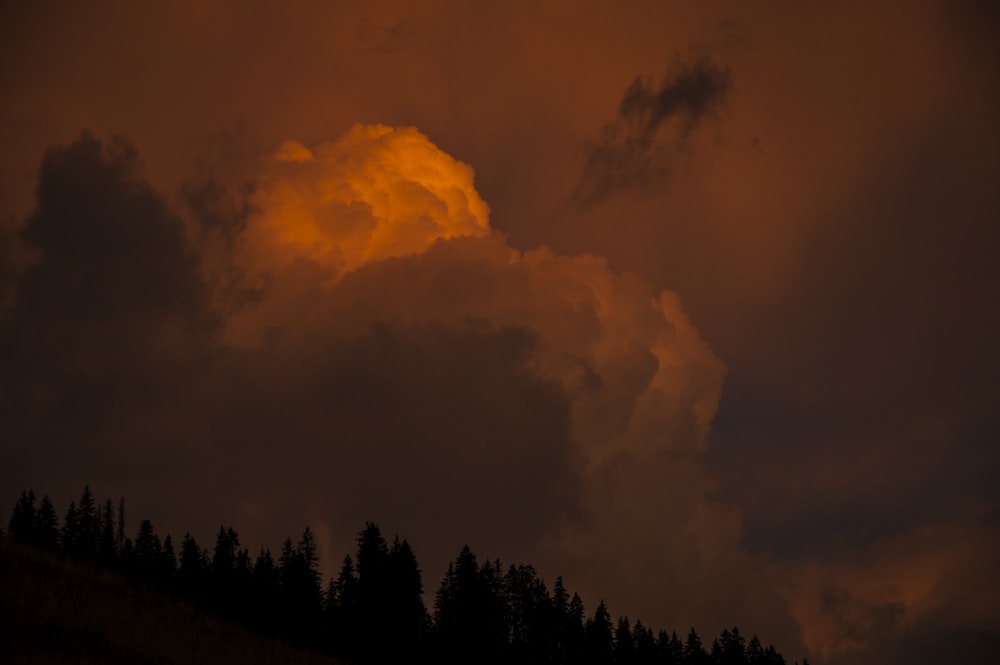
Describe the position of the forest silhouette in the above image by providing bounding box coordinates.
[2,486,803,665]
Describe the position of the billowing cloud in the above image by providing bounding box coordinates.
[1,126,759,648]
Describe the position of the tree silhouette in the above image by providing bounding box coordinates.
[61,500,80,554]
[8,490,38,542]
[157,533,178,586]
[178,532,208,599]
[251,547,281,631]
[97,498,118,564]
[633,620,657,664]
[434,545,507,664]
[584,600,614,665]
[615,616,637,665]
[130,518,162,576]
[327,554,361,658]
[5,487,798,665]
[37,494,60,549]
[564,591,587,664]
[658,630,685,665]
[76,485,98,557]
[385,536,426,657]
[505,563,554,664]
[277,528,323,642]
[685,627,710,665]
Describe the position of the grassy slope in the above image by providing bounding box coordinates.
[0,539,340,665]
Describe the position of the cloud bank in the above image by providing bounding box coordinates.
[1,125,790,651]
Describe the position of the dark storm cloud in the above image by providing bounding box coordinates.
[0,133,215,492]
[572,56,731,208]
[203,317,583,568]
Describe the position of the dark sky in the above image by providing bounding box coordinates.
[2,2,998,663]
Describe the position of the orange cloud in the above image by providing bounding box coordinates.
[215,124,744,631]
[247,124,490,276]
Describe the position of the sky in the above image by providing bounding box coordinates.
[1,1,998,663]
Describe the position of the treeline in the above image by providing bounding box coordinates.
[3,487,804,665]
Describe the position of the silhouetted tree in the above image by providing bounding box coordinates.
[713,626,746,665]
[327,554,361,658]
[8,490,38,542]
[61,500,80,554]
[76,485,98,557]
[4,489,795,665]
[505,563,553,664]
[96,498,117,564]
[659,630,685,665]
[434,546,508,664]
[211,525,242,612]
[116,496,126,553]
[277,528,323,643]
[633,620,657,665]
[564,592,587,664]
[583,600,614,665]
[157,534,177,586]
[178,532,208,599]
[251,547,280,631]
[685,627,710,665]
[130,518,162,576]
[385,536,426,657]
[616,616,637,665]
[763,644,787,665]
[36,494,60,549]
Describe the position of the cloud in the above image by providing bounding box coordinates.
[1,127,749,646]
[572,56,731,208]
[781,517,1000,664]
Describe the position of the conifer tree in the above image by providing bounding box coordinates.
[36,494,59,549]
[564,592,587,664]
[157,534,178,586]
[178,532,208,598]
[328,554,360,658]
[633,620,657,665]
[97,498,117,564]
[615,616,636,665]
[584,600,614,665]
[116,496,126,552]
[9,490,38,542]
[61,500,79,554]
[132,518,162,575]
[684,627,709,665]
[76,485,98,557]
[385,536,426,653]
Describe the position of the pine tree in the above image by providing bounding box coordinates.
[132,518,162,576]
[633,620,657,665]
[178,532,208,599]
[76,485,98,557]
[684,627,709,665]
[251,548,280,631]
[36,494,59,549]
[584,600,614,665]
[328,554,360,658]
[97,498,117,564]
[564,592,587,664]
[61,500,80,554]
[116,496,126,553]
[615,616,637,665]
[157,534,177,585]
[9,490,39,541]
[386,537,426,654]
